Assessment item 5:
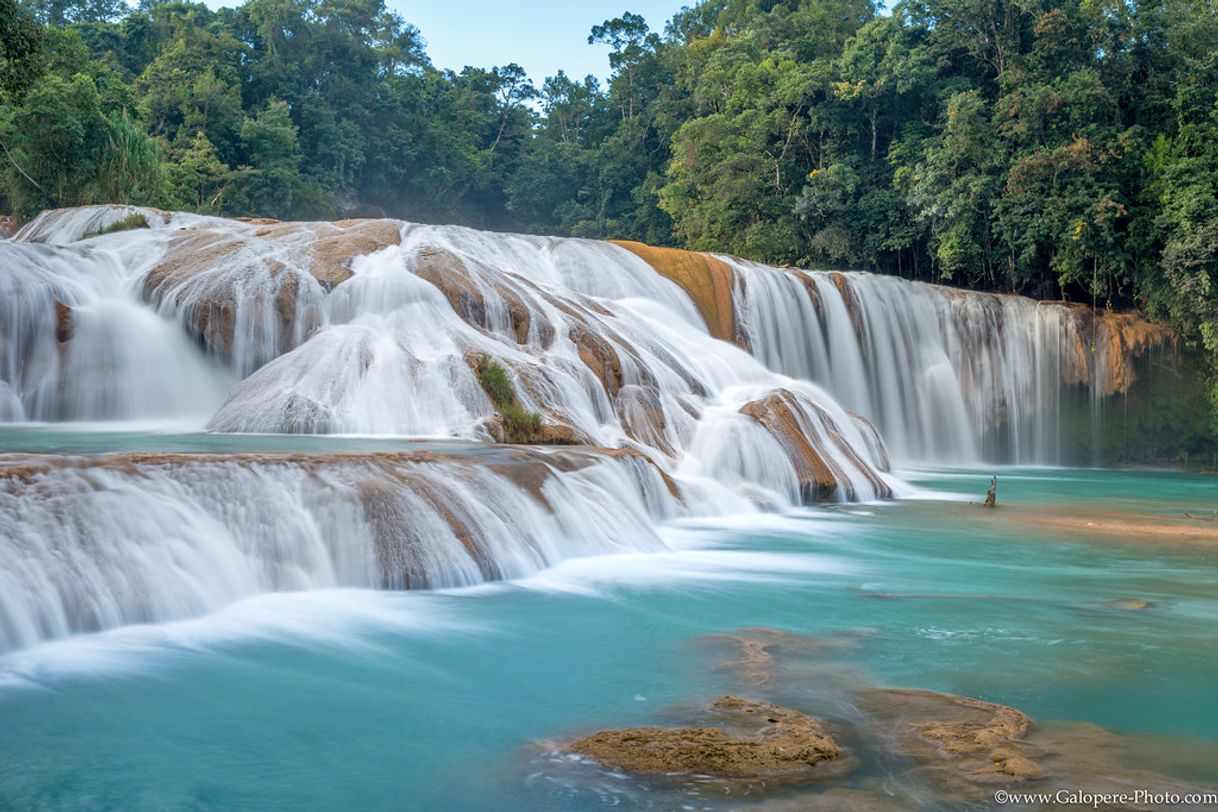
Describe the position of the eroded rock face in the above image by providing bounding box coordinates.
[740,390,892,502]
[568,696,845,781]
[0,215,20,239]
[142,219,401,367]
[1087,306,1178,397]
[52,299,72,343]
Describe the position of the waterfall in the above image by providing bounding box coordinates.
[0,449,687,652]
[0,205,1172,652]
[0,231,234,424]
[722,258,1128,465]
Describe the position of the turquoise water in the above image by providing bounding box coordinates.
[0,441,1216,809]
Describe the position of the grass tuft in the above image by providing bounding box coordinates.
[83,213,149,239]
[475,354,543,442]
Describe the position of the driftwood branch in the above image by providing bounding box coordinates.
[983,476,997,508]
[0,137,42,191]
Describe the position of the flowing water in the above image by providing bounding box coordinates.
[1,208,1213,809]
[0,450,1215,810]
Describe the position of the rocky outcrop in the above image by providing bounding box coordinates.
[567,696,845,782]
[860,688,1043,785]
[740,390,892,502]
[142,219,401,365]
[611,240,739,343]
[265,219,401,291]
[0,215,20,239]
[413,246,548,346]
[52,299,72,343]
[1085,306,1178,397]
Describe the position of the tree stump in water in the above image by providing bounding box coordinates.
[983,476,997,508]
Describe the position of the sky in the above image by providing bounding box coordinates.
[392,1,685,84]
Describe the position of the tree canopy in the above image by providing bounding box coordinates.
[2,0,1218,425]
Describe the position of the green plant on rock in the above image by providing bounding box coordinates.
[83,212,147,238]
[475,353,543,442]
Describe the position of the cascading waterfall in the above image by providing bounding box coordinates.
[0,205,1170,652]
[0,237,234,423]
[0,449,686,652]
[724,257,1113,464]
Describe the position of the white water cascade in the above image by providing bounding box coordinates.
[0,449,683,652]
[0,206,1167,652]
[0,234,234,423]
[723,257,1104,464]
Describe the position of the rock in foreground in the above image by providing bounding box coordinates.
[567,696,845,781]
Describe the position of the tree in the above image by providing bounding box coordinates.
[0,0,42,97]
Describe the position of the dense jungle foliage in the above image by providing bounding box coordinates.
[1,0,1217,426]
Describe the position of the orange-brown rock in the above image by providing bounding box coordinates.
[415,248,487,320]
[53,299,73,343]
[313,220,401,290]
[414,246,544,345]
[567,696,845,782]
[830,272,865,339]
[741,391,892,502]
[480,413,589,446]
[858,688,1044,788]
[0,215,20,238]
[742,392,842,501]
[611,240,739,343]
[568,323,624,397]
[1091,308,1177,397]
[616,384,670,453]
[1047,303,1176,396]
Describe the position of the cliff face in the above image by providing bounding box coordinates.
[613,242,1177,404]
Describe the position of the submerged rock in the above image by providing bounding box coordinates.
[568,695,846,782]
[1095,598,1154,611]
[868,688,1043,783]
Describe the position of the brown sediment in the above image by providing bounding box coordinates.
[855,687,1044,794]
[567,695,846,782]
[610,240,739,343]
[692,627,871,687]
[995,504,1218,545]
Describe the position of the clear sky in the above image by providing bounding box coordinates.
[393,1,685,84]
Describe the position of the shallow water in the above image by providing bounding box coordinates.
[0,431,1215,810]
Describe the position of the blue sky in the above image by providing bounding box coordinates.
[392,1,684,84]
